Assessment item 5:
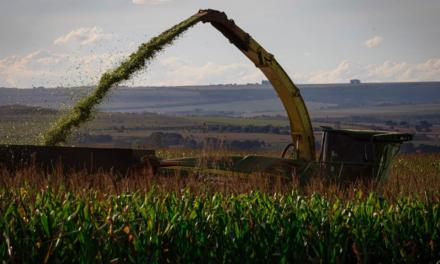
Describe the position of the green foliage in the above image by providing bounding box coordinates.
[43,15,202,146]
[1,188,439,263]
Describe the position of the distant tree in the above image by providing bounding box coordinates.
[400,143,415,153]
[228,140,265,150]
[416,144,440,153]
[385,120,397,127]
[149,132,184,147]
[415,120,433,132]
[76,133,113,144]
[399,121,409,127]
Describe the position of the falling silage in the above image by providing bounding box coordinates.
[43,15,201,146]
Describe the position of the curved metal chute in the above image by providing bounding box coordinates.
[194,9,315,161]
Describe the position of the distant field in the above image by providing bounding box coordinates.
[1,81,440,117]
[311,103,440,119]
[185,115,289,126]
[0,104,438,152]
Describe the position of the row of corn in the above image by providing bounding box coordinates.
[1,188,439,263]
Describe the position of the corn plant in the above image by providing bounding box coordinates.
[0,188,439,263]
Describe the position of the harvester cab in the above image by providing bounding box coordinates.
[318,127,413,183]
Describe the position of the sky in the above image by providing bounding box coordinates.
[0,0,439,88]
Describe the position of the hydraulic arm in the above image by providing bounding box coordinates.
[195,9,316,161]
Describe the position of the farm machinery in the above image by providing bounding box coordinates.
[0,9,412,182]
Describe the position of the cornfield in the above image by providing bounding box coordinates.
[1,187,439,263]
[1,154,439,262]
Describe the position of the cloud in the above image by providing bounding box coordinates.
[132,0,170,4]
[0,50,67,87]
[3,49,438,88]
[0,50,127,88]
[0,51,263,88]
[365,59,440,81]
[54,26,111,46]
[363,35,383,48]
[308,60,352,83]
[134,56,264,86]
[305,58,440,83]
